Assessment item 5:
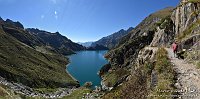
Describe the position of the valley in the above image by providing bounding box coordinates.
[0,0,200,99]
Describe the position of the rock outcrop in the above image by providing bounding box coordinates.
[150,16,175,47]
[172,0,200,36]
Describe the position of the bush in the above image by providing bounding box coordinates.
[83,82,93,88]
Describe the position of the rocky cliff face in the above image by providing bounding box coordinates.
[171,0,200,67]
[172,0,200,36]
[150,16,175,47]
[150,0,200,48]
[172,0,200,49]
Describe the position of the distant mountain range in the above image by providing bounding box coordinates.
[91,27,134,49]
[78,41,93,47]
[27,28,85,55]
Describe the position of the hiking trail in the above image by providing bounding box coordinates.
[165,48,200,99]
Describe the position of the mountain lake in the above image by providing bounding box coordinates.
[67,50,108,87]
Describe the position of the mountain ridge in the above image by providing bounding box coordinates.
[0,18,80,89]
[27,28,86,55]
[91,27,134,49]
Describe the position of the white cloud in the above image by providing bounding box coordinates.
[41,15,45,19]
[54,11,57,15]
[54,11,58,19]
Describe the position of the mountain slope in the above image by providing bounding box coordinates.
[91,27,134,49]
[86,44,109,50]
[100,7,175,97]
[0,19,79,88]
[27,28,85,55]
[101,1,200,98]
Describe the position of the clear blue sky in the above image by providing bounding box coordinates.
[0,0,180,42]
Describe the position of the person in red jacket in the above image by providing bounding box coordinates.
[172,42,178,57]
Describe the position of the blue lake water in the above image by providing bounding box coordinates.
[66,50,108,87]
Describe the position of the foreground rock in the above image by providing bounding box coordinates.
[0,76,76,98]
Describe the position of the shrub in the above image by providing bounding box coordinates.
[83,82,93,88]
[149,48,176,99]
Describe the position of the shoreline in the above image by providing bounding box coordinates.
[66,63,79,83]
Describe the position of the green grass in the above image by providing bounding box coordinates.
[188,0,200,3]
[60,87,91,99]
[149,48,175,99]
[102,68,148,99]
[0,84,21,99]
[197,61,200,69]
[0,86,8,97]
[103,69,129,87]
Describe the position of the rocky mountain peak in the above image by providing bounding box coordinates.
[5,19,24,29]
[0,17,3,21]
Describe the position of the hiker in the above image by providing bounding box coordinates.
[172,42,178,57]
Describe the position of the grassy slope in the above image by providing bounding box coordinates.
[61,87,91,99]
[148,48,175,99]
[0,84,21,99]
[102,48,176,99]
[0,25,78,88]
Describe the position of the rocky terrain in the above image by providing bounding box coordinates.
[100,0,200,98]
[166,48,200,99]
[0,76,76,98]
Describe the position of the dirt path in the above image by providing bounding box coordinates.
[165,48,200,99]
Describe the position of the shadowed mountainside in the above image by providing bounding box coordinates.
[91,27,134,49]
[27,28,85,55]
[0,19,79,88]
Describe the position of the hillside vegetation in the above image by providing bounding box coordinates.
[0,19,79,88]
